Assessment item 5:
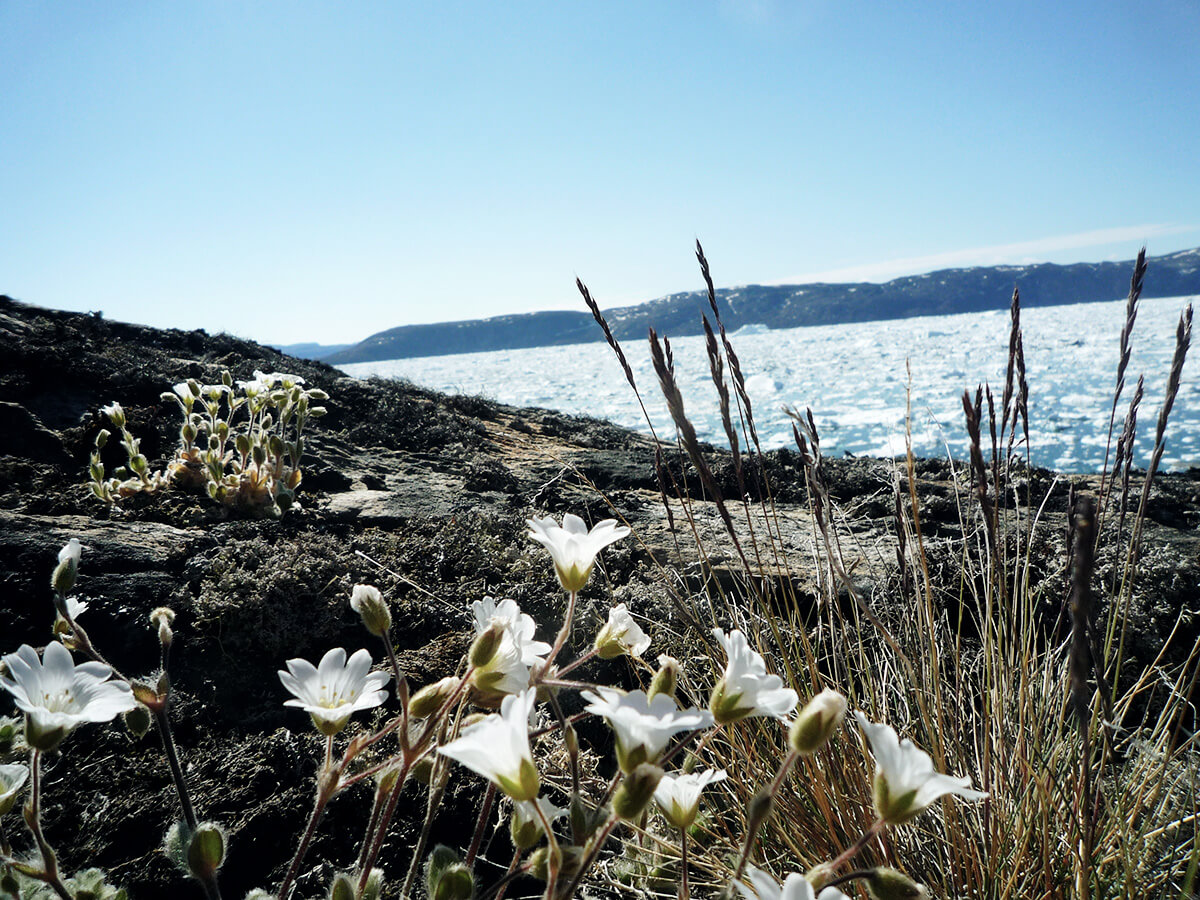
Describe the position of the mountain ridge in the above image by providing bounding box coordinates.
[324,248,1200,364]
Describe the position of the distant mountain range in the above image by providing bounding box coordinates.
[321,248,1200,365]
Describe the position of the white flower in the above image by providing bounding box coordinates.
[439,688,540,801]
[0,642,136,751]
[653,768,726,830]
[527,513,631,592]
[278,647,390,736]
[0,763,29,817]
[472,597,551,667]
[468,597,551,699]
[64,597,89,619]
[581,686,713,773]
[710,628,798,723]
[594,603,651,659]
[736,866,850,900]
[854,711,988,825]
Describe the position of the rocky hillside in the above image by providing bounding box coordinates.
[325,248,1200,363]
[1,294,1198,897]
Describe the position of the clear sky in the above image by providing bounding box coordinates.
[2,1,1198,345]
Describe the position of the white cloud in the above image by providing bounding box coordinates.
[776,224,1200,285]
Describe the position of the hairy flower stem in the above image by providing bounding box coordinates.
[534,800,563,900]
[465,783,497,867]
[559,812,621,900]
[358,754,416,895]
[153,706,198,829]
[22,751,72,900]
[278,741,340,900]
[828,820,885,871]
[542,590,578,675]
[678,827,690,900]
[731,750,798,882]
[381,631,409,712]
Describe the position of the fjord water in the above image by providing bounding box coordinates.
[341,294,1200,473]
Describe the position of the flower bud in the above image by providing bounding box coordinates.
[103,402,126,428]
[95,428,110,449]
[527,845,584,882]
[788,688,847,756]
[350,584,392,637]
[51,538,81,596]
[235,434,252,457]
[360,868,384,900]
[411,756,436,785]
[613,763,665,821]
[708,676,752,725]
[425,845,473,900]
[469,622,506,668]
[124,704,153,739]
[328,872,356,900]
[187,821,227,880]
[410,677,459,719]
[648,655,679,702]
[865,868,929,900]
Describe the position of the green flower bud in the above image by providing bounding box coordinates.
[409,677,459,719]
[235,434,252,457]
[411,756,436,785]
[360,869,384,900]
[865,867,929,900]
[425,845,473,900]
[788,688,847,756]
[350,584,392,637]
[124,704,153,739]
[51,538,81,596]
[527,845,584,883]
[221,371,233,388]
[648,655,679,702]
[469,622,505,668]
[95,429,110,449]
[613,763,665,821]
[328,872,356,900]
[187,821,227,880]
[708,677,752,725]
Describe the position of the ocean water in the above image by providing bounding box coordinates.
[340,295,1200,473]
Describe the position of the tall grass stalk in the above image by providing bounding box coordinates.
[585,250,1199,897]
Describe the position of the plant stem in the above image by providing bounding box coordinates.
[465,783,497,867]
[542,590,578,674]
[678,827,690,900]
[828,819,884,871]
[278,748,339,900]
[731,750,797,882]
[533,800,562,900]
[153,706,198,830]
[23,751,72,900]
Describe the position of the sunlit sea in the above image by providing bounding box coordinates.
[341,295,1199,473]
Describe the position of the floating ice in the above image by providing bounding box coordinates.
[342,295,1199,473]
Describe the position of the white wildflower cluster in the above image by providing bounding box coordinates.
[2,516,985,900]
[88,370,327,517]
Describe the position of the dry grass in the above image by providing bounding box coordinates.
[582,245,1199,898]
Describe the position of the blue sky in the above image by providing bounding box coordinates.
[2,1,1198,345]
